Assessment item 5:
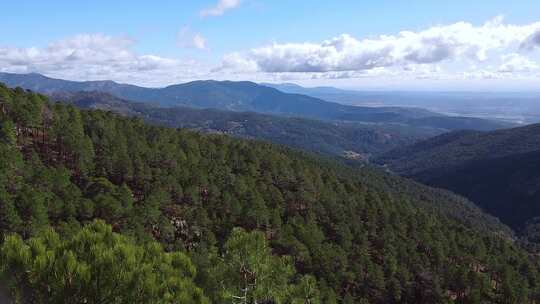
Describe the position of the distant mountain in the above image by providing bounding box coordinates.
[0,72,147,96]
[0,72,512,131]
[262,82,362,96]
[264,83,540,125]
[376,124,540,238]
[51,91,441,159]
[262,82,397,107]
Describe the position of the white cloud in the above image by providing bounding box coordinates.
[177,27,207,50]
[521,29,540,50]
[215,52,258,72]
[498,53,538,73]
[192,34,207,50]
[220,17,540,74]
[463,69,503,80]
[2,17,540,90]
[0,34,209,86]
[200,0,241,17]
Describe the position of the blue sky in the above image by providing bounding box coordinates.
[2,0,540,90]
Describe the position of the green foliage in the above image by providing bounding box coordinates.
[0,190,22,238]
[11,90,43,127]
[215,228,297,303]
[0,220,208,304]
[0,84,540,303]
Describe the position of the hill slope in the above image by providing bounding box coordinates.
[0,84,538,303]
[376,124,540,235]
[377,124,540,175]
[50,91,441,159]
[0,72,512,131]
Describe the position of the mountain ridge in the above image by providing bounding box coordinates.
[0,72,513,132]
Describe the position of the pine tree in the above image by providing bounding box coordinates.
[0,220,209,303]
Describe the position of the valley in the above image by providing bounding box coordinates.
[3,2,540,303]
[375,124,540,245]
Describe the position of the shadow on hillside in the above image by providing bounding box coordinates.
[0,282,12,304]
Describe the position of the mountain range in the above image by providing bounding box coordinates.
[0,72,512,131]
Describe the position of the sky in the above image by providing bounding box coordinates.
[2,0,540,90]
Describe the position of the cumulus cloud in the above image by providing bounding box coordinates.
[521,29,540,50]
[200,0,241,17]
[2,17,539,89]
[220,17,540,74]
[0,34,209,86]
[498,53,538,73]
[215,52,258,72]
[177,27,207,50]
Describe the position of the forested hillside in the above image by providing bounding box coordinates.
[375,125,540,241]
[376,124,540,176]
[50,90,441,160]
[1,84,540,303]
